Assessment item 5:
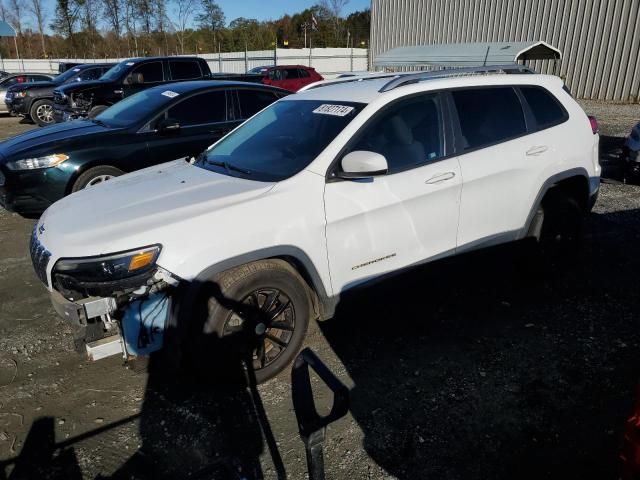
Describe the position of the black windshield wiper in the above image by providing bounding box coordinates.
[205,158,252,175]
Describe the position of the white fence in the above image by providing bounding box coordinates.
[0,48,369,78]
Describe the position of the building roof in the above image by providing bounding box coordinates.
[0,20,16,37]
[374,41,561,68]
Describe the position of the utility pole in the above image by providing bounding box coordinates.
[346,30,350,49]
[301,21,310,49]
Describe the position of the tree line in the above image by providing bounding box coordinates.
[0,0,370,60]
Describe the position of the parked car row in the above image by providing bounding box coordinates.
[0,79,288,216]
[5,64,114,126]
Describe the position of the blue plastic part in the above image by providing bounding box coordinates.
[121,292,170,356]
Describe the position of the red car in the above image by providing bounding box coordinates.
[249,65,323,92]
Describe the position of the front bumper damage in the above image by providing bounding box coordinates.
[49,269,178,361]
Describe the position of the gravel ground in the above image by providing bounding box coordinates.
[0,101,639,479]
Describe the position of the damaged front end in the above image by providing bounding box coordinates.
[46,245,181,361]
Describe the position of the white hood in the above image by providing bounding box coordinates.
[38,160,275,261]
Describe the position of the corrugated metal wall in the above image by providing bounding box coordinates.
[370,0,640,102]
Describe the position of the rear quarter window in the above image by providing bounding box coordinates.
[169,61,202,80]
[519,86,568,131]
[452,86,526,151]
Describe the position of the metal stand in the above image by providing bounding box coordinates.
[291,348,350,480]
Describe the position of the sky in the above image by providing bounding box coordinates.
[35,0,371,33]
[215,0,371,23]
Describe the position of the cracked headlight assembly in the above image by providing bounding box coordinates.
[7,153,69,170]
[54,245,162,283]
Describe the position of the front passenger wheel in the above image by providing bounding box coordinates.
[71,165,124,192]
[30,99,55,127]
[197,259,311,384]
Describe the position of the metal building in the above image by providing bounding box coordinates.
[370,0,640,102]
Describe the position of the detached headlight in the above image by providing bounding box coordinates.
[54,245,161,283]
[7,154,69,170]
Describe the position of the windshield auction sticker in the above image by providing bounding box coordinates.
[313,104,355,116]
[161,91,180,98]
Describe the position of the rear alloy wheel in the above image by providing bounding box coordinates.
[30,99,54,127]
[71,165,124,192]
[202,260,311,384]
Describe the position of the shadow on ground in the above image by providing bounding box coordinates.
[320,206,640,479]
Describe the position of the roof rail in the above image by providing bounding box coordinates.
[302,72,399,91]
[378,64,535,92]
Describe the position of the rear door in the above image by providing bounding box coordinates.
[235,88,285,120]
[451,86,539,251]
[168,59,203,81]
[143,88,232,165]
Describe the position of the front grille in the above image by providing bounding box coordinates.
[30,227,51,286]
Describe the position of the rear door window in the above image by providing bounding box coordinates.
[167,90,226,126]
[132,62,164,84]
[452,87,526,151]
[284,68,299,79]
[169,60,202,80]
[519,86,568,131]
[298,68,310,78]
[237,89,280,118]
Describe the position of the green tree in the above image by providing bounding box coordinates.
[50,0,82,52]
[196,0,224,51]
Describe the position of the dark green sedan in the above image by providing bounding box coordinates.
[0,80,289,217]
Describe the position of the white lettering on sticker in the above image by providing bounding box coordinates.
[73,68,81,72]
[126,62,135,66]
[161,90,179,98]
[313,104,355,117]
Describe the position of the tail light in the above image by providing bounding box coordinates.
[588,115,599,134]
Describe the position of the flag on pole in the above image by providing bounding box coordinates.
[311,14,318,31]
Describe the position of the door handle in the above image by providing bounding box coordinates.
[526,145,548,156]
[113,89,123,95]
[425,172,456,184]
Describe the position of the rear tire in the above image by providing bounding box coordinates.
[538,190,583,258]
[195,259,311,384]
[71,165,124,192]
[30,99,54,127]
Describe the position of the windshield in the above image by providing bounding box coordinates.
[95,88,173,127]
[248,66,269,75]
[100,62,129,81]
[52,67,83,84]
[199,99,365,182]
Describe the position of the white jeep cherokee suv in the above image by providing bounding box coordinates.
[31,67,600,382]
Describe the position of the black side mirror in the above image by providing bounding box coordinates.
[158,117,180,134]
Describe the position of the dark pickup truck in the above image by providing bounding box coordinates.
[6,63,114,126]
[52,56,262,122]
